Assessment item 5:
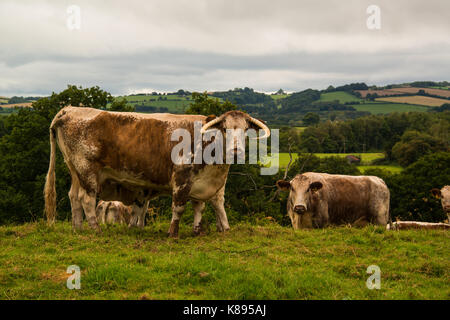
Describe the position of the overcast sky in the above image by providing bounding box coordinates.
[1,0,449,96]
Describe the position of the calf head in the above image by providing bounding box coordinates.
[276,174,323,215]
[201,110,270,159]
[431,186,450,219]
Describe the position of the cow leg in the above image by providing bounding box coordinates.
[192,200,206,235]
[168,202,186,238]
[68,183,83,231]
[129,201,148,229]
[137,201,149,228]
[353,216,370,227]
[209,187,230,232]
[80,190,100,232]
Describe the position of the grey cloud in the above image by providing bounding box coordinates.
[0,0,449,96]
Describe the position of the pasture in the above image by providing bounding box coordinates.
[317,91,362,103]
[268,153,388,169]
[352,103,429,115]
[375,96,449,107]
[0,221,448,300]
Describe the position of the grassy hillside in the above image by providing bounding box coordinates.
[317,91,362,103]
[352,103,429,115]
[0,222,448,300]
[375,96,449,107]
[118,94,192,113]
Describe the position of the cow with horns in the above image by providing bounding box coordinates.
[44,107,270,237]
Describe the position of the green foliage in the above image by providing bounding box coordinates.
[302,112,320,126]
[385,152,450,222]
[298,112,449,158]
[391,130,447,166]
[0,85,117,224]
[186,92,237,116]
[108,97,135,112]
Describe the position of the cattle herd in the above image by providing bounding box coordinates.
[44,107,450,235]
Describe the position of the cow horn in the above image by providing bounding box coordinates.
[200,115,223,134]
[249,117,271,139]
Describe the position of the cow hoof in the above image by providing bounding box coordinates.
[168,220,180,238]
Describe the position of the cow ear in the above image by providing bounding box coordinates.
[205,115,217,123]
[309,181,323,193]
[431,188,441,198]
[276,180,291,190]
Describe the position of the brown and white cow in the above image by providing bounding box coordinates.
[44,107,270,237]
[276,172,390,229]
[96,200,133,225]
[431,186,450,221]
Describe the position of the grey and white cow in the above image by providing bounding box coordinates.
[431,185,450,221]
[276,172,390,229]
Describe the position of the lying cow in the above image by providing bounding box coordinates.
[387,221,450,230]
[44,107,270,237]
[96,200,133,225]
[276,172,390,229]
[431,186,450,221]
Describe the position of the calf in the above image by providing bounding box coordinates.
[276,172,390,229]
[431,186,450,221]
[96,200,133,225]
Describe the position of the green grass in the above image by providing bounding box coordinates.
[0,222,448,299]
[269,153,385,168]
[317,92,362,104]
[117,95,193,113]
[357,165,403,174]
[353,103,429,115]
[270,94,289,100]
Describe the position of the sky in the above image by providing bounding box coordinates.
[1,0,449,96]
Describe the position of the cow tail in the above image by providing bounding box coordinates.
[44,127,57,224]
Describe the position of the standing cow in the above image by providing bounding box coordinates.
[431,186,450,221]
[96,200,133,225]
[44,107,270,237]
[276,172,390,229]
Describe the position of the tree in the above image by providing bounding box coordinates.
[186,92,237,116]
[108,97,134,112]
[302,112,320,126]
[0,85,122,224]
[392,130,447,166]
[386,152,450,222]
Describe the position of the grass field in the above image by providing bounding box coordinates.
[375,96,449,107]
[317,91,362,103]
[270,153,385,167]
[270,94,289,100]
[0,222,448,299]
[357,165,403,174]
[117,95,192,113]
[352,103,429,115]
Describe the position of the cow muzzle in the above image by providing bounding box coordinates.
[293,205,307,214]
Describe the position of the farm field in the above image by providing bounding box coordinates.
[118,94,192,113]
[270,94,289,100]
[375,96,449,107]
[269,152,385,168]
[355,89,404,98]
[0,102,33,108]
[357,165,403,174]
[317,91,362,103]
[0,222,448,299]
[386,87,450,98]
[352,103,429,114]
